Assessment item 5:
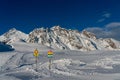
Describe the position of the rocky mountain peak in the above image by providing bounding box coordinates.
[51,26,62,30]
[0,28,28,43]
[82,30,96,39]
[0,26,120,51]
[27,27,120,51]
[4,28,18,38]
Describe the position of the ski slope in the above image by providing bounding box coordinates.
[0,42,120,80]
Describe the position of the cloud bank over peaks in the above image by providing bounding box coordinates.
[85,22,120,41]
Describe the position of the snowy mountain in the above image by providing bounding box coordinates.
[0,28,28,43]
[0,27,120,80]
[0,26,120,51]
[27,26,120,51]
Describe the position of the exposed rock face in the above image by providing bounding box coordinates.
[82,30,96,39]
[0,26,119,51]
[104,39,117,49]
[26,26,120,51]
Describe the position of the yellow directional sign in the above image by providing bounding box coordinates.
[33,49,39,57]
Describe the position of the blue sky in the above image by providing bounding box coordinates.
[0,0,120,40]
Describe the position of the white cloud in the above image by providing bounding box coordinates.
[105,22,120,28]
[85,22,120,40]
[97,12,111,23]
[102,13,111,18]
[97,18,106,23]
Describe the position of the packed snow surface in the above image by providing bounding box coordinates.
[0,42,120,80]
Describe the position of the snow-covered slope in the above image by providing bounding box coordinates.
[27,26,120,51]
[0,28,28,43]
[0,42,120,80]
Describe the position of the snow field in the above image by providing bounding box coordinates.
[0,42,120,80]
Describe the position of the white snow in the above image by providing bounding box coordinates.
[0,36,6,41]
[0,27,120,51]
[27,26,120,51]
[0,27,120,80]
[0,28,28,43]
[0,41,120,80]
[0,52,16,67]
[90,55,120,69]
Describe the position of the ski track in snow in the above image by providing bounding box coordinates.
[0,42,120,80]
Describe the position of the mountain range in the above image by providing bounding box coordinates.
[0,26,120,51]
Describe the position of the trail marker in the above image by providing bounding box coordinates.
[47,50,53,76]
[47,50,53,58]
[33,49,39,72]
[34,49,39,57]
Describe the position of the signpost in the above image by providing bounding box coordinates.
[47,50,53,76]
[33,48,39,72]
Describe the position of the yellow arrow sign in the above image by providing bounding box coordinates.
[33,49,39,57]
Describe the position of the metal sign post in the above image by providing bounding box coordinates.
[33,48,39,72]
[47,50,53,76]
